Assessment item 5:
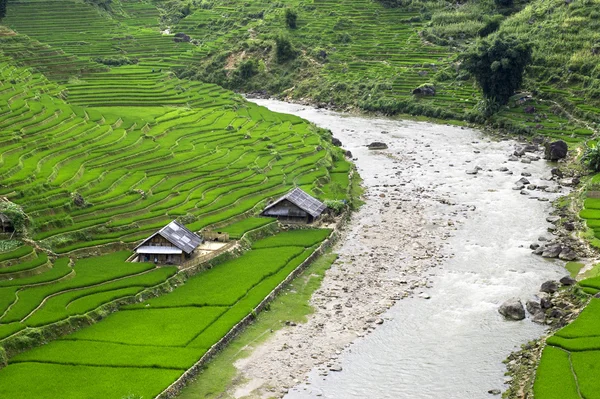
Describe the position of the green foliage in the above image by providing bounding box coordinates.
[0,0,7,19]
[91,56,138,66]
[285,8,297,29]
[460,34,532,106]
[494,0,513,7]
[237,59,258,80]
[0,201,30,235]
[274,34,296,63]
[584,145,600,172]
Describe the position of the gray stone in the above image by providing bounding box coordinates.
[546,216,561,223]
[498,298,526,321]
[541,280,559,294]
[530,243,540,250]
[559,248,578,261]
[488,389,502,395]
[544,140,568,161]
[560,276,577,286]
[517,177,530,185]
[526,298,542,315]
[368,142,388,150]
[542,245,562,258]
[466,169,479,175]
[531,311,546,324]
[508,155,519,162]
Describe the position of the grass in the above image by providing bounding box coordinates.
[0,363,183,399]
[219,217,276,239]
[533,346,580,399]
[565,262,585,278]
[251,229,332,249]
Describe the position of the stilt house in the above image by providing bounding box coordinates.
[0,213,14,234]
[134,220,202,265]
[261,188,327,224]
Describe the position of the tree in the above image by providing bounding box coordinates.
[460,34,532,106]
[274,35,296,63]
[285,9,297,29]
[0,0,7,20]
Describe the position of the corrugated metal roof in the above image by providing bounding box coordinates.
[135,220,202,254]
[135,246,183,255]
[263,188,326,218]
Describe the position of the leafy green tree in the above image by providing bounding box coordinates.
[275,35,296,63]
[460,34,532,106]
[495,0,514,7]
[285,9,297,29]
[0,0,7,19]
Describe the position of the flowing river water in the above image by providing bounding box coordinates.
[247,99,568,399]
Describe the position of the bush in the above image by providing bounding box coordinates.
[92,56,138,66]
[584,145,600,172]
[274,34,296,63]
[285,9,297,29]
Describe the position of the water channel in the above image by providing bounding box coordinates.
[250,99,567,399]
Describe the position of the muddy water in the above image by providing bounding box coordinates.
[250,100,567,399]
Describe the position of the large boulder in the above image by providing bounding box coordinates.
[560,275,577,286]
[558,247,578,261]
[331,137,343,147]
[544,140,568,161]
[499,298,526,321]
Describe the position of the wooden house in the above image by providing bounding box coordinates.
[0,213,14,234]
[261,188,327,224]
[134,220,202,265]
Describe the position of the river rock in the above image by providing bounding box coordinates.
[546,216,561,223]
[517,177,530,185]
[540,280,559,294]
[526,298,542,315]
[331,137,343,146]
[560,276,577,286]
[368,142,388,150]
[549,308,565,319]
[499,298,526,321]
[544,140,568,161]
[530,243,540,250]
[541,244,562,258]
[488,389,501,395]
[531,311,546,324]
[466,169,479,175]
[559,248,578,261]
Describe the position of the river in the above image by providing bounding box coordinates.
[245,99,567,399]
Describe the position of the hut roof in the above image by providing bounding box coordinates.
[0,213,11,223]
[135,220,202,254]
[263,188,326,218]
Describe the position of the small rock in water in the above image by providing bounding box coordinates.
[530,243,540,250]
[466,169,479,175]
[419,293,431,299]
[488,389,501,395]
[546,216,561,223]
[329,365,343,372]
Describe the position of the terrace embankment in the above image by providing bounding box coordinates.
[222,100,572,399]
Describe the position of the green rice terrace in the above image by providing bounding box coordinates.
[0,0,351,397]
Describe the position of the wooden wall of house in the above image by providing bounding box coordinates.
[147,235,174,247]
[263,200,309,219]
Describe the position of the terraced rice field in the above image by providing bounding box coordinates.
[0,230,331,398]
[0,1,349,396]
[534,295,600,399]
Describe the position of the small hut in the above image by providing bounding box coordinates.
[261,188,326,224]
[0,213,14,234]
[134,220,202,265]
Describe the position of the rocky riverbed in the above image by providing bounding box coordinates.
[231,100,573,399]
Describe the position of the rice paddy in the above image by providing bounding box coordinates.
[0,231,331,398]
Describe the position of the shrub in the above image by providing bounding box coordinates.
[274,34,296,63]
[285,9,297,29]
[584,145,600,172]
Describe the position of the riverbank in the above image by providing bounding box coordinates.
[179,100,574,399]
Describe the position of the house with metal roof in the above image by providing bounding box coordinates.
[261,187,327,224]
[0,213,14,234]
[134,220,202,265]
